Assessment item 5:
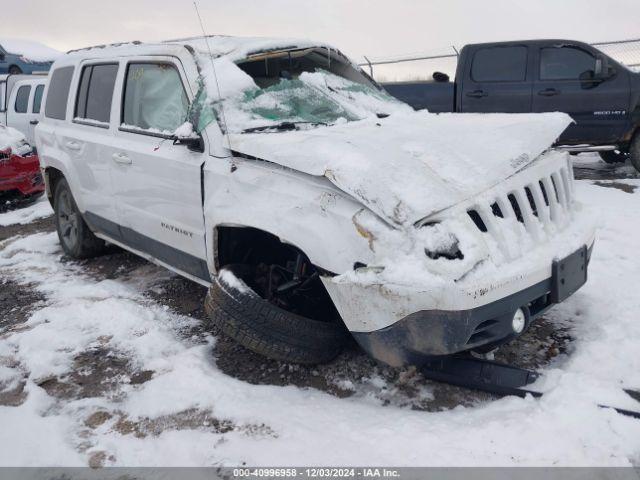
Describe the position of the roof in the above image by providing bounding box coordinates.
[64,36,328,62]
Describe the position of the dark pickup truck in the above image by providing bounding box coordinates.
[383,39,640,169]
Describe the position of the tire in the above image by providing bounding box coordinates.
[53,178,105,259]
[8,66,22,75]
[205,264,349,364]
[630,135,640,173]
[599,150,628,164]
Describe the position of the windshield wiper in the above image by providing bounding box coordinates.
[242,121,327,134]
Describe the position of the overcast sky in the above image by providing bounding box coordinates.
[4,0,640,63]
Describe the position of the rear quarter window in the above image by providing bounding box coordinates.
[45,66,75,120]
[471,46,528,82]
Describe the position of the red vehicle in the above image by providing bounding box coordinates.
[0,124,44,202]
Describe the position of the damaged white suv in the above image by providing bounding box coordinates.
[36,36,595,366]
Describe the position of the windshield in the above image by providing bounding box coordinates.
[190,47,410,134]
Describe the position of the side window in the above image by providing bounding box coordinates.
[15,85,31,113]
[75,63,118,124]
[471,46,528,82]
[540,47,596,80]
[122,63,188,133]
[45,66,75,120]
[0,82,6,113]
[32,84,44,114]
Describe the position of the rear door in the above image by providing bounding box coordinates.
[54,61,121,238]
[109,57,209,282]
[531,44,630,144]
[459,45,533,113]
[27,82,45,144]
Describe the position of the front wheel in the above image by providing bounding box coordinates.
[205,264,350,364]
[54,178,105,259]
[8,66,22,75]
[599,149,628,164]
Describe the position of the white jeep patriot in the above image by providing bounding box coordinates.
[36,36,595,366]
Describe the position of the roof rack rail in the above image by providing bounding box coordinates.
[67,40,143,54]
[162,35,227,43]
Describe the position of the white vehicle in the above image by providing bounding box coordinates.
[36,37,595,366]
[1,74,47,145]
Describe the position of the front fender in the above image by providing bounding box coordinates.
[203,156,382,276]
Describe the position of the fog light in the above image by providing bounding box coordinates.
[512,308,526,334]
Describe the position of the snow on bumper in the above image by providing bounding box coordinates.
[321,151,597,366]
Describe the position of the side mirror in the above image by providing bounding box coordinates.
[173,135,204,153]
[0,53,5,62]
[594,55,612,80]
[432,71,450,83]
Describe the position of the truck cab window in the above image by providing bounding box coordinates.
[75,64,119,124]
[540,47,596,80]
[471,46,528,82]
[15,85,31,113]
[122,63,188,133]
[32,84,44,114]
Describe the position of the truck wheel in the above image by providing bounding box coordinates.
[599,150,628,164]
[54,178,106,259]
[630,135,640,173]
[205,264,350,364]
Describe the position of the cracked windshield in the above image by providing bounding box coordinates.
[191,47,408,134]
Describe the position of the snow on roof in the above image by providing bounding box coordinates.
[163,35,326,61]
[0,38,61,62]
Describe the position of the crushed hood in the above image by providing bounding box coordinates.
[227,111,572,225]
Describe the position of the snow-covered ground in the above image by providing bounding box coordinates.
[0,171,639,466]
[0,196,52,227]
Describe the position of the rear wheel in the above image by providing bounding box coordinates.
[599,149,628,164]
[630,135,640,173]
[205,252,350,364]
[54,178,105,258]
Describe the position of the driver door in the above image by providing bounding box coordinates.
[109,57,210,283]
[532,45,630,144]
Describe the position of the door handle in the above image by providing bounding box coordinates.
[65,141,81,151]
[538,88,560,97]
[112,152,132,165]
[30,120,39,125]
[466,90,488,98]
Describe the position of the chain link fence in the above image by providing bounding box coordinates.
[359,38,640,82]
[592,38,640,72]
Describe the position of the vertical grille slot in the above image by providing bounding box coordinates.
[507,194,524,223]
[491,202,503,218]
[524,186,538,218]
[467,209,487,232]
[538,180,549,206]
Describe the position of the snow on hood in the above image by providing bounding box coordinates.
[228,111,572,225]
[0,38,61,62]
[0,124,32,156]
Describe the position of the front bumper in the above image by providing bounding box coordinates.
[353,245,592,367]
[322,235,595,367]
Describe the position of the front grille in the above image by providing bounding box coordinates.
[466,160,575,261]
